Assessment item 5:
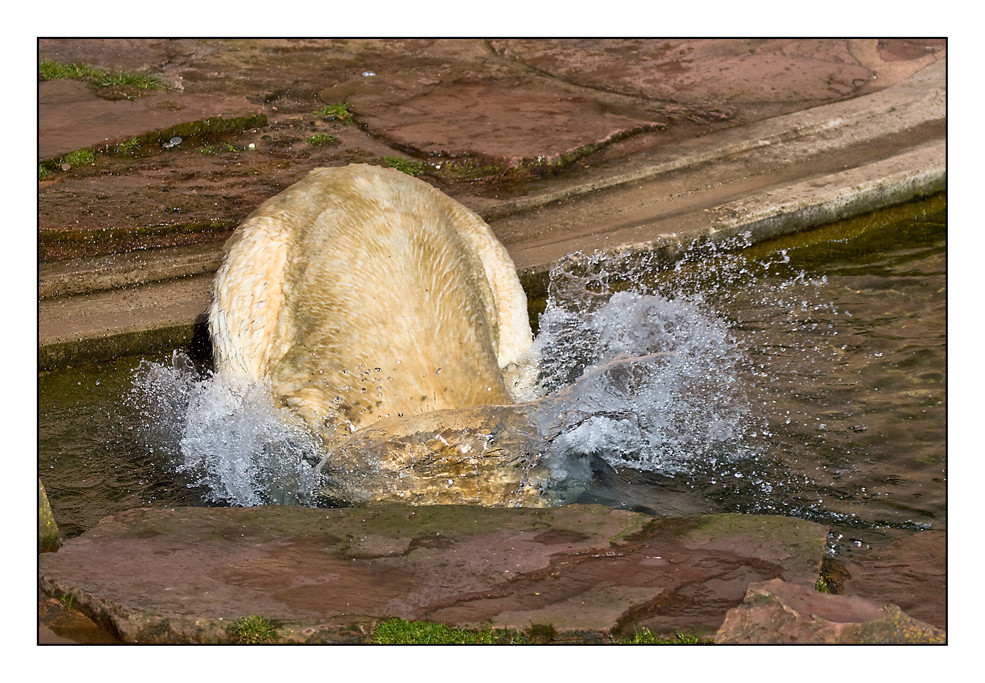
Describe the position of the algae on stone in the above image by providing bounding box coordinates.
[38,479,61,552]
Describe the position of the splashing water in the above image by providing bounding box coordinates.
[128,352,324,507]
[535,279,754,475]
[126,234,782,508]
[123,202,944,529]
[526,241,797,511]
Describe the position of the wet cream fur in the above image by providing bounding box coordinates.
[209,164,534,447]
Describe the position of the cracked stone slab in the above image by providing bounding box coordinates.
[39,504,828,643]
[353,80,663,166]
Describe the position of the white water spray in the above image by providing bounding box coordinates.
[129,352,323,506]
[128,241,794,508]
[530,253,758,486]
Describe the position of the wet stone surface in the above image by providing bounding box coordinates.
[37,38,945,262]
[39,504,829,643]
[826,528,946,631]
[715,578,945,644]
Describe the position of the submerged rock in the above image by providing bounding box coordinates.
[38,479,61,553]
[317,403,559,507]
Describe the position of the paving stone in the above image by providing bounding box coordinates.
[38,505,829,643]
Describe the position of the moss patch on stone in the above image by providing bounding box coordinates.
[38,114,268,172]
[39,60,166,92]
[229,615,278,644]
[372,618,505,644]
[307,133,340,147]
[379,156,425,176]
[313,102,354,123]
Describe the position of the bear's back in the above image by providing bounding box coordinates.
[210,164,532,445]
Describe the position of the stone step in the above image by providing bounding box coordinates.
[38,504,830,644]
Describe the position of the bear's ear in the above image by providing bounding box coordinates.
[209,216,289,381]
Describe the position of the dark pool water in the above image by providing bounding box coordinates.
[38,197,946,555]
[570,197,946,541]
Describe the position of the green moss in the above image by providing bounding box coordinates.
[423,144,602,185]
[200,142,247,156]
[619,627,701,644]
[39,59,165,91]
[307,133,340,147]
[429,157,508,182]
[62,148,96,167]
[514,144,599,174]
[230,615,277,644]
[155,114,268,146]
[313,102,354,122]
[39,113,267,177]
[38,147,98,175]
[380,156,425,177]
[95,70,165,91]
[370,618,705,645]
[40,60,104,82]
[39,479,61,552]
[116,137,142,156]
[372,618,512,644]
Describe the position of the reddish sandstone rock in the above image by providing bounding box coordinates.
[38,79,263,161]
[353,80,662,167]
[715,578,945,644]
[37,39,946,262]
[38,505,829,643]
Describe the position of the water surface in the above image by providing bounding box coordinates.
[38,197,946,552]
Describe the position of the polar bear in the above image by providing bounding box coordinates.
[209,164,535,453]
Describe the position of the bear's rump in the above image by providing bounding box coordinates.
[266,202,512,444]
[210,164,532,450]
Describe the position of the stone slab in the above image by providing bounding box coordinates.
[38,505,828,643]
[38,79,263,161]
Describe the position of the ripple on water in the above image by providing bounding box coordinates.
[39,198,945,537]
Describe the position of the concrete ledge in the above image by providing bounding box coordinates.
[511,145,945,279]
[39,318,210,372]
[39,242,224,300]
[702,142,945,244]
